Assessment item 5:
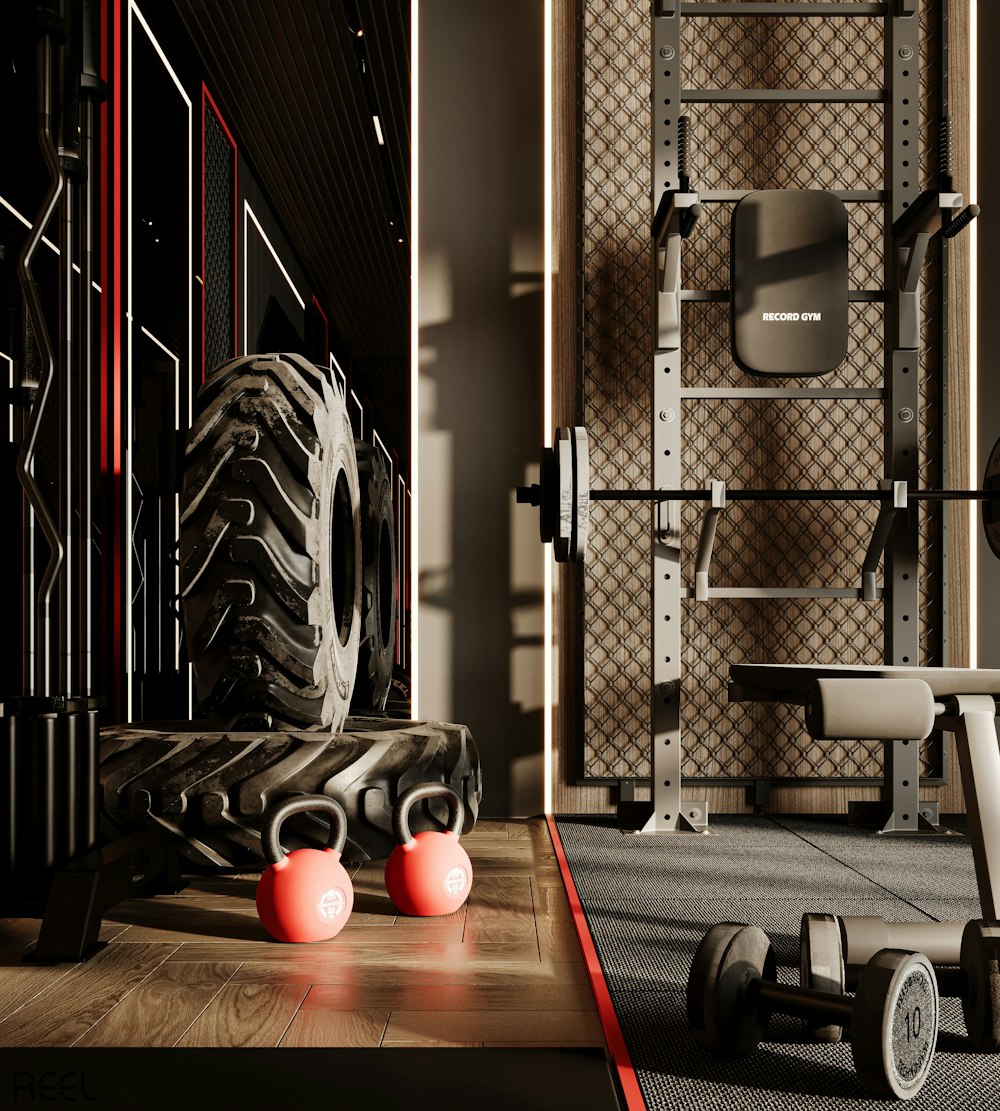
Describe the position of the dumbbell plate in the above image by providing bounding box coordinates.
[687,922,774,1057]
[570,426,590,563]
[851,949,938,1101]
[983,436,1000,560]
[960,920,1000,1052]
[800,913,846,1043]
[554,429,574,563]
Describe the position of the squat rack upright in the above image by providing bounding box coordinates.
[626,0,957,835]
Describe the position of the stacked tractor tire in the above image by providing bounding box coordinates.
[99,353,481,867]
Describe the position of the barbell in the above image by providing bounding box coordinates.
[516,427,1000,564]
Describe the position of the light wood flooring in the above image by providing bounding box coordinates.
[0,819,604,1049]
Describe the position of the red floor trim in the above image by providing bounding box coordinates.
[546,814,646,1111]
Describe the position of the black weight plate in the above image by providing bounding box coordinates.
[983,437,1000,560]
[687,922,773,1057]
[960,919,1000,1052]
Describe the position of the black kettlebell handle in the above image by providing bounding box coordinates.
[392,783,464,847]
[260,794,348,866]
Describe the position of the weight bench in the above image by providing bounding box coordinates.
[730,667,1000,895]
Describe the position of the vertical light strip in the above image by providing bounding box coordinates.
[126,3,133,720]
[242,201,248,354]
[3,352,12,441]
[130,1,192,718]
[970,0,978,667]
[410,0,420,718]
[543,0,554,814]
[140,324,182,671]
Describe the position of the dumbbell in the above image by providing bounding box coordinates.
[688,922,938,1101]
[802,913,1000,1051]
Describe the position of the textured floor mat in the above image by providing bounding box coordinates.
[555,815,995,1110]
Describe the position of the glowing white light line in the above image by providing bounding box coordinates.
[139,325,180,429]
[411,0,419,718]
[970,1,978,667]
[131,2,193,709]
[373,115,385,145]
[373,428,392,483]
[244,201,306,311]
[0,195,98,281]
[351,389,364,439]
[2,350,12,442]
[543,0,553,815]
[330,351,347,395]
[139,324,182,668]
[131,2,191,108]
[127,3,133,719]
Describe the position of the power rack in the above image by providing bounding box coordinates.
[522,0,978,832]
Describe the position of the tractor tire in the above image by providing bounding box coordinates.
[98,718,482,869]
[180,352,360,731]
[351,440,396,712]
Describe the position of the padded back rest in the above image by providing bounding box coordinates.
[731,190,849,378]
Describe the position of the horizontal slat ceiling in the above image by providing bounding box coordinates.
[173,0,409,465]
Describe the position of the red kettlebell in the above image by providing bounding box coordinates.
[256,795,354,943]
[384,783,473,916]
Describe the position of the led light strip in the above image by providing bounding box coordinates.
[373,428,392,483]
[410,0,419,718]
[2,350,12,442]
[128,1,192,720]
[139,325,181,671]
[351,388,365,439]
[242,201,306,356]
[543,0,554,814]
[0,195,101,290]
[969,0,978,667]
[330,352,347,396]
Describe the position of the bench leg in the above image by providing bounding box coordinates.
[950,700,1000,921]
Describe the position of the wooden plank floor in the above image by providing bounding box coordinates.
[0,819,604,1049]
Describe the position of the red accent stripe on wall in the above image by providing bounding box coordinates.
[311,294,329,362]
[200,83,205,381]
[201,83,238,378]
[546,815,646,1111]
[98,0,108,704]
[111,0,123,720]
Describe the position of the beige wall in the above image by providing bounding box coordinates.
[417,0,546,817]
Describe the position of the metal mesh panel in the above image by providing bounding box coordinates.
[581,0,652,779]
[681,15,884,91]
[204,107,234,376]
[580,2,944,784]
[682,103,884,192]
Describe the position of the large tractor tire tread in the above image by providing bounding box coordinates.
[351,441,397,713]
[180,353,360,732]
[99,719,482,868]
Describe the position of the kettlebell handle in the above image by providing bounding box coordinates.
[392,783,464,847]
[260,794,348,866]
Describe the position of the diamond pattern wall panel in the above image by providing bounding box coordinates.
[580,2,944,785]
[681,15,884,91]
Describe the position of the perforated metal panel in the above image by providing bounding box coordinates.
[204,106,234,377]
[580,1,943,785]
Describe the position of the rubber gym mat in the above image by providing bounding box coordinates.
[553,815,994,1111]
